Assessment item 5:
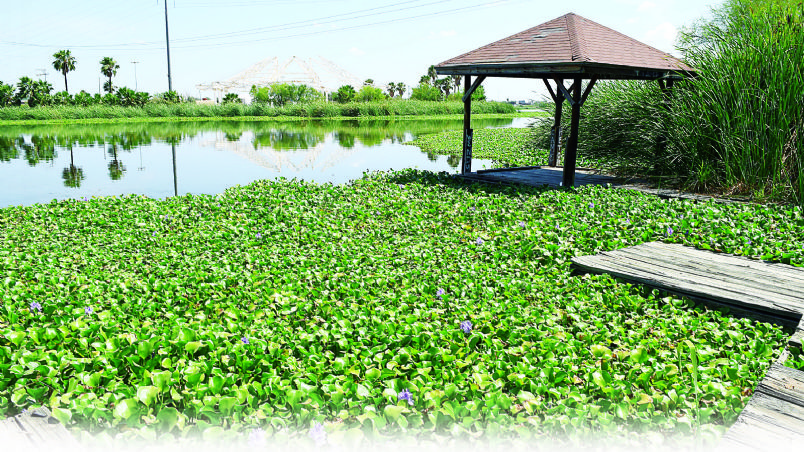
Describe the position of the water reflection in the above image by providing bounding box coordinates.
[0,117,515,207]
[62,147,84,188]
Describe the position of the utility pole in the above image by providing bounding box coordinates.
[36,68,48,82]
[164,1,173,92]
[131,61,140,91]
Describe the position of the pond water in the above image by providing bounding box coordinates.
[0,117,528,208]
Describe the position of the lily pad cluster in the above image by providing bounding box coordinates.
[0,169,796,447]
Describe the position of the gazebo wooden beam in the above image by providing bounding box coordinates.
[544,79,566,167]
[561,77,596,187]
[461,75,486,175]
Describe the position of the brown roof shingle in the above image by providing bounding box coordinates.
[436,13,694,78]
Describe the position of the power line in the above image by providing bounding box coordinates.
[172,0,519,49]
[0,0,508,51]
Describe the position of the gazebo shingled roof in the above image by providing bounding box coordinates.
[434,12,694,186]
[436,13,694,79]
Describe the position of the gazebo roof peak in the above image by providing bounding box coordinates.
[436,12,694,79]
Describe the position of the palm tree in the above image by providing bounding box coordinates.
[52,50,76,93]
[395,82,406,98]
[100,57,120,93]
[15,76,34,105]
[386,82,396,98]
[451,75,462,94]
[436,78,452,97]
[427,65,438,85]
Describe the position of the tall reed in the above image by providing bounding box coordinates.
[528,0,804,203]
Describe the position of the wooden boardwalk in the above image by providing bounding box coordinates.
[571,241,804,449]
[0,407,81,450]
[460,166,738,203]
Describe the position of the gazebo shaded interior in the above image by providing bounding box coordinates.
[435,12,695,187]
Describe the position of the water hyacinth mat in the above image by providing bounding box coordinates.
[0,169,799,449]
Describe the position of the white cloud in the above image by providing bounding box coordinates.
[349,47,365,56]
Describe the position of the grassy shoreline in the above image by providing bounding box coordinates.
[0,100,517,125]
[0,111,533,127]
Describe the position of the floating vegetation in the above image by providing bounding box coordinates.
[0,169,795,448]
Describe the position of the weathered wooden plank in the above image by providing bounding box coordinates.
[572,253,803,319]
[611,247,804,307]
[756,362,804,407]
[2,407,82,450]
[719,364,804,451]
[720,417,802,451]
[641,242,804,287]
[648,242,804,284]
[0,416,31,447]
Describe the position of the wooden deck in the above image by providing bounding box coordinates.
[0,407,81,450]
[460,166,738,203]
[571,241,804,449]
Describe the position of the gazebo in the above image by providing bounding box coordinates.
[435,13,695,187]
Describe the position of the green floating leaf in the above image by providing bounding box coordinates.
[157,407,180,431]
[114,398,139,420]
[591,344,612,358]
[383,405,404,422]
[137,385,159,406]
[51,407,72,425]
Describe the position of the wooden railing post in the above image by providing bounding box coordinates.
[462,75,472,175]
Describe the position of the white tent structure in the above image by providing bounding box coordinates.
[196,56,363,103]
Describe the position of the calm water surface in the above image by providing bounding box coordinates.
[0,117,526,207]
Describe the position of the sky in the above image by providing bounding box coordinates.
[1,0,723,102]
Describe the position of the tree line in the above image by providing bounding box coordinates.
[0,50,182,108]
[246,66,485,107]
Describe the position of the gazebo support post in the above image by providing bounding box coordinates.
[462,76,472,174]
[562,78,582,187]
[461,75,486,175]
[544,78,564,167]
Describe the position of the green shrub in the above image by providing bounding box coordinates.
[332,85,356,103]
[411,84,443,101]
[354,85,388,102]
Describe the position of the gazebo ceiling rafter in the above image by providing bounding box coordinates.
[435,12,695,186]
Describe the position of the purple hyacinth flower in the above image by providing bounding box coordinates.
[397,389,414,406]
[589,202,594,209]
[241,336,249,345]
[85,306,93,315]
[29,301,42,313]
[460,320,473,334]
[436,288,445,300]
[666,226,673,236]
[519,220,526,229]
[309,422,327,445]
[255,232,262,239]
[476,237,484,246]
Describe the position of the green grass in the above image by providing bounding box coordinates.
[0,100,516,123]
[0,169,796,448]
